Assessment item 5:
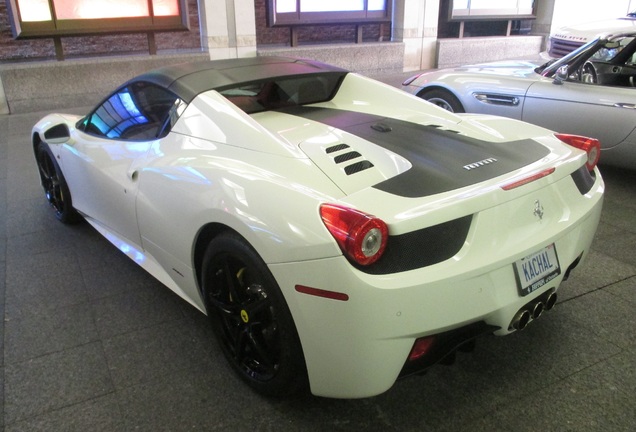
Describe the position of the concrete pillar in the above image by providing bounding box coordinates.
[531,0,556,50]
[393,0,439,71]
[198,0,257,59]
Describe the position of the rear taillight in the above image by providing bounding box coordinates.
[320,204,388,266]
[555,133,601,171]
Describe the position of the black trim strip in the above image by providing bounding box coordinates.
[570,165,596,195]
[353,215,472,274]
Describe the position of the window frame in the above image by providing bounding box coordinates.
[5,0,189,39]
[267,0,392,27]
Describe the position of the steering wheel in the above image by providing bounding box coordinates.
[581,62,598,84]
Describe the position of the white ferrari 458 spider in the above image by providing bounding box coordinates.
[32,57,604,399]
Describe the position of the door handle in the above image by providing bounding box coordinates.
[613,103,636,109]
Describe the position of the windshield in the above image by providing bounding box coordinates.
[534,36,635,76]
[218,72,345,114]
[535,37,602,76]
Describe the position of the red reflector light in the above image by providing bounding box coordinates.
[501,167,555,191]
[409,336,436,361]
[555,133,601,171]
[320,204,388,266]
[295,285,349,301]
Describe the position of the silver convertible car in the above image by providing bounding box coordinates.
[403,31,636,169]
[33,57,603,398]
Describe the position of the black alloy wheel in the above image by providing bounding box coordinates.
[35,142,80,224]
[201,233,307,397]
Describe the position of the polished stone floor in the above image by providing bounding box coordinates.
[1,95,635,431]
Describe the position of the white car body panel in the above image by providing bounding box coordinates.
[32,58,604,398]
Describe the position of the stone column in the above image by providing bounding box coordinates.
[393,0,440,71]
[531,0,556,50]
[199,0,257,59]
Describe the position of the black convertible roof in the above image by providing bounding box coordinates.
[127,56,348,103]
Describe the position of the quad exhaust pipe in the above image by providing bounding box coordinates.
[511,309,531,331]
[509,291,557,331]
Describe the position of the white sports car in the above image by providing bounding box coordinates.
[32,57,604,399]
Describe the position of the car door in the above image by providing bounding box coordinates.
[60,82,181,247]
[521,78,636,150]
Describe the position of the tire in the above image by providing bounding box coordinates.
[35,142,81,224]
[201,233,308,397]
[421,89,465,113]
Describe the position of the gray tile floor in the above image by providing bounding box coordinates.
[1,104,635,431]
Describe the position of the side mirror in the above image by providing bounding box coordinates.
[552,65,569,85]
[43,123,71,144]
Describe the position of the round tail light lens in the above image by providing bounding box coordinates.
[320,204,388,266]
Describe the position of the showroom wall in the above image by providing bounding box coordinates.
[1,0,632,114]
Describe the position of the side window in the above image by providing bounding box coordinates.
[83,82,184,140]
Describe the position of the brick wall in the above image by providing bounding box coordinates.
[0,0,201,61]
[0,0,393,62]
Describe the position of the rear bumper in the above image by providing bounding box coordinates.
[269,170,604,398]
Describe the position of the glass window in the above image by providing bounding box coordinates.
[153,0,180,16]
[300,0,364,13]
[219,73,346,114]
[52,0,150,19]
[7,0,186,38]
[16,0,51,21]
[48,0,179,19]
[450,0,534,19]
[83,82,184,140]
[270,0,391,26]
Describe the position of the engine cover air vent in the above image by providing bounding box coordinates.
[326,143,350,153]
[325,144,374,176]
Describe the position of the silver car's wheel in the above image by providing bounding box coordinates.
[421,89,465,113]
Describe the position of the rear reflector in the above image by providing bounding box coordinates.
[295,285,349,301]
[408,336,436,361]
[501,167,555,191]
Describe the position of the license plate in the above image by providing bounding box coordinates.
[513,244,561,296]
